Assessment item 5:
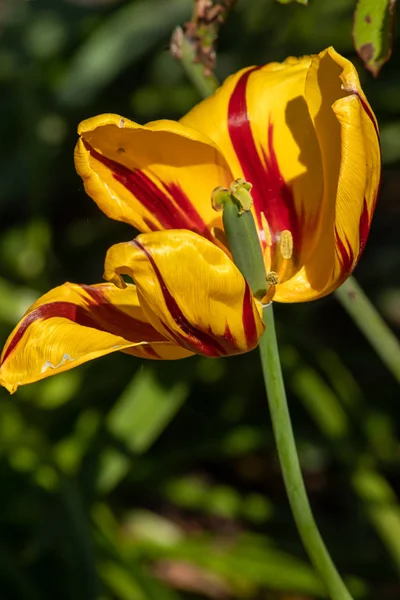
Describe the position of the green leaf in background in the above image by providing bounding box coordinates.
[56,0,192,106]
[96,506,327,598]
[380,121,400,164]
[287,347,400,575]
[107,368,188,455]
[98,368,188,492]
[2,0,400,597]
[353,467,400,574]
[353,0,396,76]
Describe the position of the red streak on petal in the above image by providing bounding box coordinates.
[228,70,299,256]
[1,287,164,366]
[353,93,381,215]
[141,345,161,359]
[124,344,162,359]
[358,198,370,259]
[133,240,237,357]
[222,324,236,348]
[335,229,354,282]
[357,95,379,141]
[336,198,370,279]
[1,302,94,365]
[242,284,258,350]
[85,142,214,241]
[81,285,163,342]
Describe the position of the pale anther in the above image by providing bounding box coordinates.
[279,230,293,260]
[260,212,272,246]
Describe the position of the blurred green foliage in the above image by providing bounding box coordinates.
[353,0,395,76]
[1,0,400,598]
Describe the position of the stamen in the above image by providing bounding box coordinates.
[260,212,272,246]
[259,212,272,274]
[262,271,279,304]
[279,230,293,260]
[266,271,279,286]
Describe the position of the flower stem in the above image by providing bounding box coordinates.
[170,1,237,98]
[335,276,400,384]
[173,12,355,596]
[178,34,219,99]
[259,303,353,600]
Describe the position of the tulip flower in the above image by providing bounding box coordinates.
[0,47,380,393]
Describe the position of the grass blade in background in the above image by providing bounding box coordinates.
[335,277,400,385]
[56,0,192,106]
[286,347,400,576]
[107,368,188,454]
[97,368,189,493]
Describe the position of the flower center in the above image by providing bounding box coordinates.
[212,179,295,299]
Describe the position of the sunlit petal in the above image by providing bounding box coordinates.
[75,114,233,240]
[181,58,322,278]
[277,48,380,301]
[0,282,192,393]
[104,230,265,357]
[182,48,380,301]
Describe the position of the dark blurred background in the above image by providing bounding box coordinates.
[1,0,400,598]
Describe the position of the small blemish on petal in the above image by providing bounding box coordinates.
[41,353,73,373]
[118,118,125,128]
[117,147,125,154]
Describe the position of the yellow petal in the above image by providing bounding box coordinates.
[103,230,265,357]
[276,47,380,301]
[0,282,192,393]
[75,114,233,240]
[182,48,380,301]
[181,58,323,278]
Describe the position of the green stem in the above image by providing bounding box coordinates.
[179,35,219,98]
[175,14,355,597]
[221,192,267,300]
[260,303,353,600]
[335,276,400,384]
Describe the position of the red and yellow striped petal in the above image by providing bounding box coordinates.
[276,49,380,301]
[182,48,380,301]
[75,114,233,240]
[181,57,321,277]
[0,282,192,393]
[290,48,379,299]
[103,230,265,357]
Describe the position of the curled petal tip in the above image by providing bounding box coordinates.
[0,374,17,394]
[181,47,380,302]
[105,230,265,357]
[0,282,192,390]
[75,114,232,237]
[103,270,126,289]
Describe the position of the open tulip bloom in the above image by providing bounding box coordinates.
[0,47,380,394]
